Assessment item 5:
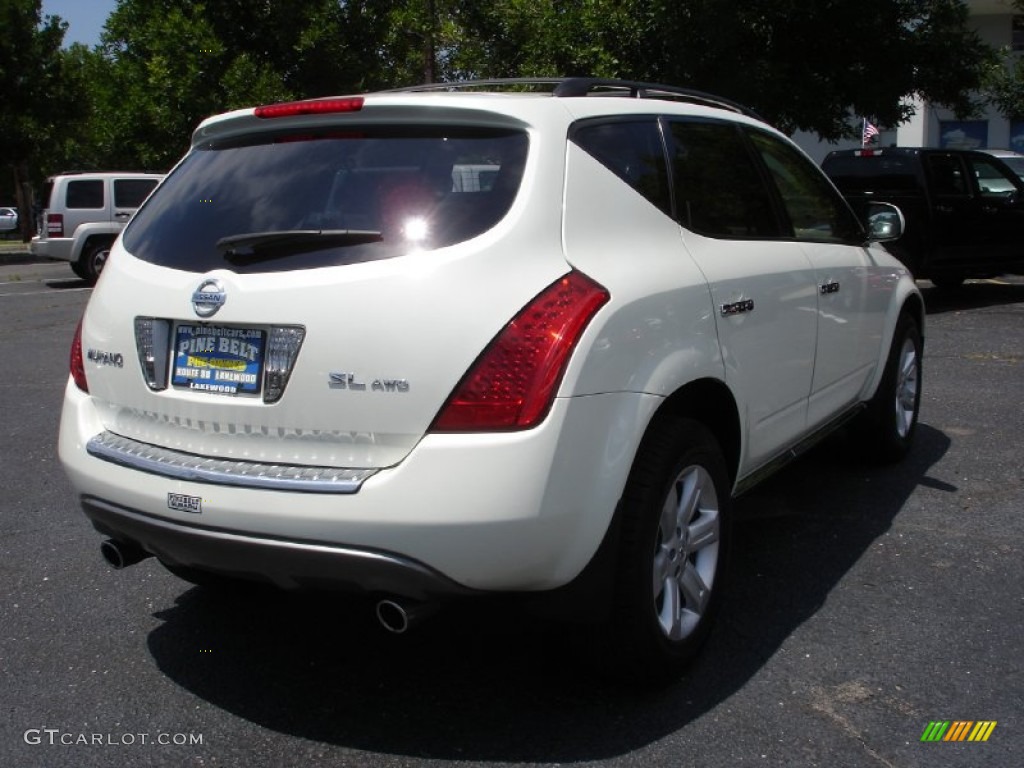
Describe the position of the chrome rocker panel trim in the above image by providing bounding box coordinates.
[86,431,377,494]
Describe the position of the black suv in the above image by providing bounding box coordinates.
[822,147,1024,288]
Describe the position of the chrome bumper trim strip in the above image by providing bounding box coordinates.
[86,431,376,494]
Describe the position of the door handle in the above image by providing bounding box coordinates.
[820,280,840,295]
[720,299,754,317]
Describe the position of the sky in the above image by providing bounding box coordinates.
[41,0,119,47]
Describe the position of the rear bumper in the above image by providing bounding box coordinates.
[60,380,661,593]
[82,495,474,599]
[29,237,72,261]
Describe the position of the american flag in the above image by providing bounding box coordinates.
[862,119,880,146]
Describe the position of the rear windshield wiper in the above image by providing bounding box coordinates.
[216,229,382,262]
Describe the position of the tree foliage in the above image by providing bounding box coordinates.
[414,0,994,138]
[10,0,1001,187]
[88,0,399,169]
[474,0,992,138]
[0,0,73,157]
[0,0,86,233]
[982,0,1024,120]
[986,51,1024,120]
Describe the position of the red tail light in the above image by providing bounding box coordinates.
[47,213,64,237]
[431,271,609,432]
[254,97,364,119]
[70,319,88,392]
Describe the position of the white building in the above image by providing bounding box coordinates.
[798,0,1022,161]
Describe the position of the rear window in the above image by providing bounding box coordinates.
[123,126,528,273]
[114,178,159,208]
[997,155,1024,179]
[821,154,922,194]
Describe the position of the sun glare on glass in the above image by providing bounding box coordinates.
[403,216,430,242]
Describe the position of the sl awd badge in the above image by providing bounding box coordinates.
[329,372,410,393]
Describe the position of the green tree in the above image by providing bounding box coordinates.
[71,0,997,171]
[385,0,993,140]
[84,0,397,170]
[983,1,1024,121]
[454,0,992,140]
[0,0,84,237]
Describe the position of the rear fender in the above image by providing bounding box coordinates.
[71,223,120,263]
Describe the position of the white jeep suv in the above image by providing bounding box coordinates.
[59,79,922,679]
[31,171,163,282]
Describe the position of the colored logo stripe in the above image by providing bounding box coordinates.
[920,721,996,742]
[945,721,973,741]
[968,721,997,742]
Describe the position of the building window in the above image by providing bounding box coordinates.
[939,120,988,150]
[1010,120,1024,153]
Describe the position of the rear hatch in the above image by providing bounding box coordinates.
[80,97,572,471]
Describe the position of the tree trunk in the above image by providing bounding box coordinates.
[12,163,36,242]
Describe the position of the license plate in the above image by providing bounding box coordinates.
[172,324,265,395]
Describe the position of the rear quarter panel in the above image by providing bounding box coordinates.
[560,142,722,399]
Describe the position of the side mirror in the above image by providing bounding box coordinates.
[866,201,904,243]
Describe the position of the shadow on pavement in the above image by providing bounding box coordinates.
[145,424,950,761]
[44,277,91,290]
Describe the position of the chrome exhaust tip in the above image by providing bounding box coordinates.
[100,538,151,569]
[375,598,436,634]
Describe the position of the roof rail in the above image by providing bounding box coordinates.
[383,77,762,120]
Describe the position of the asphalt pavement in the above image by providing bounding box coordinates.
[0,261,1020,768]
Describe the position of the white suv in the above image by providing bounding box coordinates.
[58,79,922,679]
[30,172,163,282]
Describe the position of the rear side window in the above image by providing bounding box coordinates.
[749,130,863,243]
[123,126,528,274]
[668,120,781,238]
[571,119,672,215]
[997,154,1024,179]
[966,157,1018,198]
[114,179,159,208]
[66,180,104,209]
[925,154,969,196]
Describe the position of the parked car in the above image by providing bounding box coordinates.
[30,172,163,282]
[0,206,18,233]
[981,148,1024,180]
[822,147,1024,288]
[59,79,923,680]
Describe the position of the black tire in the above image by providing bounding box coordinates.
[82,242,112,283]
[70,259,90,280]
[853,312,922,463]
[607,417,732,682]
